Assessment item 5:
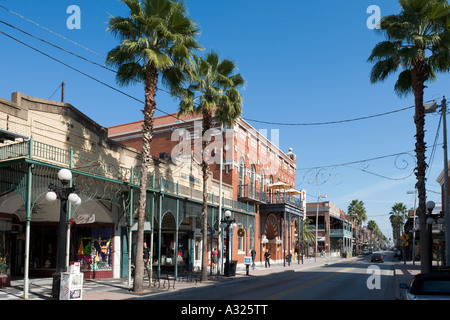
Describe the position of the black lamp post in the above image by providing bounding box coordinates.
[46,168,81,299]
[220,210,236,277]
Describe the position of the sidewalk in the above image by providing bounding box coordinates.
[0,255,422,300]
[393,260,421,300]
[0,256,347,300]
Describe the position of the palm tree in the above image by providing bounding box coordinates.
[347,199,367,254]
[106,0,200,292]
[368,0,450,273]
[390,202,407,246]
[302,217,316,251]
[176,51,244,281]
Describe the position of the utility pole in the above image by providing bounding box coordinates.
[61,81,65,103]
[442,96,450,267]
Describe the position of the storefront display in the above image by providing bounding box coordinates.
[0,218,12,287]
[72,225,113,272]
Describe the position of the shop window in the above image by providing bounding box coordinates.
[0,219,12,275]
[73,226,113,271]
[30,225,57,269]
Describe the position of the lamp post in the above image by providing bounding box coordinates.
[426,201,446,269]
[407,190,417,264]
[220,210,236,276]
[46,168,81,299]
[426,201,436,272]
[315,190,327,262]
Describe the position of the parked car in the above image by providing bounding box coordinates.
[399,273,450,300]
[362,249,369,255]
[371,252,384,263]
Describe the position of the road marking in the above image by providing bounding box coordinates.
[264,266,355,300]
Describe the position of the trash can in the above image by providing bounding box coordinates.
[224,260,237,277]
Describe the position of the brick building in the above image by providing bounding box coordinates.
[108,112,306,267]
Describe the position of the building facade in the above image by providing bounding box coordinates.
[108,111,305,266]
[305,201,353,257]
[0,92,255,296]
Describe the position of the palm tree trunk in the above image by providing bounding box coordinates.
[200,107,213,282]
[412,61,430,274]
[134,62,158,292]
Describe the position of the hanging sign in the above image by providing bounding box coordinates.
[75,214,95,224]
[237,228,245,237]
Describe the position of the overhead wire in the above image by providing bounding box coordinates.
[0,6,434,128]
[0,6,446,185]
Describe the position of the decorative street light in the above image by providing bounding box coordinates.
[425,201,445,269]
[46,168,81,299]
[220,210,236,276]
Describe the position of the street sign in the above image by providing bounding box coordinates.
[401,241,409,246]
[401,233,409,241]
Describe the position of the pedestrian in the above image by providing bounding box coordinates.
[251,247,256,270]
[264,249,271,268]
[143,242,151,281]
[212,247,218,272]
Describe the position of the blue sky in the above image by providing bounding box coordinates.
[0,0,449,241]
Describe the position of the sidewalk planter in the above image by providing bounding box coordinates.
[0,275,10,288]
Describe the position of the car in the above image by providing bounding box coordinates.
[399,273,450,300]
[371,252,384,263]
[362,249,369,255]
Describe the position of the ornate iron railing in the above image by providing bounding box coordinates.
[0,138,255,214]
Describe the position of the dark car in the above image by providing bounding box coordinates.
[399,273,450,300]
[371,252,384,263]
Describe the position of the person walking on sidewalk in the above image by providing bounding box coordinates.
[264,249,271,268]
[143,242,151,281]
[251,248,256,270]
[212,247,218,273]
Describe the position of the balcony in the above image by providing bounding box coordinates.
[237,184,267,204]
[265,191,303,209]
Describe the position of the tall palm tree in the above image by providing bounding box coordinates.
[348,199,367,254]
[106,0,200,292]
[176,51,244,281]
[368,0,450,273]
[390,202,407,246]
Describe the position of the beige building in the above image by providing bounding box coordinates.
[0,92,253,296]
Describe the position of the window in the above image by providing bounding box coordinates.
[72,226,113,271]
[237,226,244,252]
[30,225,57,269]
[239,157,245,196]
[250,165,256,198]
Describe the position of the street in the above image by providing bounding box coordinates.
[145,251,395,300]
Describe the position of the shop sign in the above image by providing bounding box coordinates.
[75,214,95,224]
[237,228,245,237]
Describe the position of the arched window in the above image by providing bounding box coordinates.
[260,168,265,193]
[239,157,245,197]
[250,165,256,198]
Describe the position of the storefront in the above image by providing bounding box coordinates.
[0,215,13,287]
[71,224,114,279]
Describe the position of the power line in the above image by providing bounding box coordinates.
[0,28,186,124]
[244,104,418,126]
[0,4,106,59]
[0,5,433,129]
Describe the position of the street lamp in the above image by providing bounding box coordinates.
[220,210,236,276]
[315,190,327,262]
[407,190,417,264]
[46,168,81,299]
[426,201,436,272]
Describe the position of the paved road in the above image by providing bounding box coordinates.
[146,252,395,300]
